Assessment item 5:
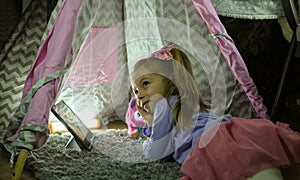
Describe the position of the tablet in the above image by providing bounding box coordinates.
[51,100,95,151]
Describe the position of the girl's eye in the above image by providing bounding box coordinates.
[134,89,138,95]
[142,81,150,87]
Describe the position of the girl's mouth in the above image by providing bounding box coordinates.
[142,101,151,113]
[142,101,149,106]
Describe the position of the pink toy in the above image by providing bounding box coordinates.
[125,97,151,138]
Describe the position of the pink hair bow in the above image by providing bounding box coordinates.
[149,44,175,60]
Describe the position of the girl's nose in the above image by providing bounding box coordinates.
[137,90,145,99]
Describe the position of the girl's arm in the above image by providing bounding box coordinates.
[142,98,175,160]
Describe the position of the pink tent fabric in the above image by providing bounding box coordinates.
[4,0,83,151]
[192,0,269,119]
[65,27,119,87]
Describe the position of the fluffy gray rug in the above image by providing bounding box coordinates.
[25,129,183,179]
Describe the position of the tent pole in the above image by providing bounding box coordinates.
[11,150,28,180]
[270,33,296,120]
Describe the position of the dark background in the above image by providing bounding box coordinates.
[220,16,300,130]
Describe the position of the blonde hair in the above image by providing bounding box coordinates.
[169,48,211,129]
[131,47,211,129]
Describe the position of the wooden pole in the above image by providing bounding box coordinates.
[11,150,28,180]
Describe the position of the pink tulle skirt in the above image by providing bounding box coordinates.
[180,117,300,180]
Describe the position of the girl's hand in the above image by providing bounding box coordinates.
[137,101,150,117]
[137,105,153,126]
[136,94,163,127]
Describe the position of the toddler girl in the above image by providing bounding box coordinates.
[129,44,300,180]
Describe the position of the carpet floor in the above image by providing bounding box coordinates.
[24,129,182,179]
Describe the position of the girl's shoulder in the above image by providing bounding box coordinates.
[169,95,178,105]
[153,96,177,119]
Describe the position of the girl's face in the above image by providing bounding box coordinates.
[131,73,166,115]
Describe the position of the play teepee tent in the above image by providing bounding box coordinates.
[0,0,58,144]
[0,0,269,178]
